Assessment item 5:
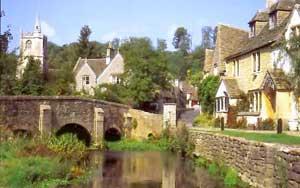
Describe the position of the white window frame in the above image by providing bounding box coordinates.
[252,52,261,73]
[250,23,256,37]
[250,91,262,112]
[25,40,32,50]
[216,97,229,113]
[269,12,277,29]
[233,60,240,77]
[82,75,90,87]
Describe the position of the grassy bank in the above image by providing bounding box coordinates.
[194,156,249,188]
[219,130,300,145]
[106,138,170,151]
[0,134,91,188]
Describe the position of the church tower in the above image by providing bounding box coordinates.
[18,16,48,78]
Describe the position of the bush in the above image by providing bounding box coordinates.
[231,118,247,129]
[48,134,87,159]
[257,118,275,130]
[193,113,214,127]
[224,168,239,187]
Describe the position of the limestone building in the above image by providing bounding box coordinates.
[204,0,300,130]
[18,16,48,78]
[73,43,124,95]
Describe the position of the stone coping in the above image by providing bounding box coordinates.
[189,127,300,153]
[0,96,130,109]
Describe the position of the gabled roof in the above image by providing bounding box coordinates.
[204,49,214,73]
[260,69,292,90]
[269,0,299,13]
[73,57,107,77]
[249,11,269,24]
[213,24,249,72]
[226,17,290,60]
[222,78,243,98]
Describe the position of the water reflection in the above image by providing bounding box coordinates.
[85,151,224,188]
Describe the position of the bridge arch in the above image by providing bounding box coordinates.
[105,127,122,141]
[56,123,92,146]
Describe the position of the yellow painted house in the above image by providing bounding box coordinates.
[205,0,300,130]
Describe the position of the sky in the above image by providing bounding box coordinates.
[5,0,265,51]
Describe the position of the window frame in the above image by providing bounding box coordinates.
[25,40,32,50]
[252,52,261,73]
[82,75,90,86]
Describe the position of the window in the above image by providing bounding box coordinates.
[216,97,229,112]
[25,40,32,50]
[111,75,121,84]
[233,60,239,77]
[291,26,300,37]
[269,12,277,29]
[250,91,262,112]
[250,23,256,37]
[82,75,90,86]
[252,52,261,73]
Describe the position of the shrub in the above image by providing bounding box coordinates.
[224,168,239,187]
[213,117,221,128]
[257,118,275,130]
[48,134,87,159]
[193,113,214,127]
[232,118,247,129]
[208,163,218,176]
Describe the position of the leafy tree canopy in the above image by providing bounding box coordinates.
[172,27,191,54]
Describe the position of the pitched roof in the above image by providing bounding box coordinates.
[261,69,292,90]
[223,78,243,98]
[85,59,107,76]
[226,17,290,60]
[249,11,269,24]
[269,0,298,13]
[73,58,107,77]
[204,49,214,73]
[213,24,249,73]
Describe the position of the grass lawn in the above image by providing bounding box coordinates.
[219,130,300,145]
[106,138,170,151]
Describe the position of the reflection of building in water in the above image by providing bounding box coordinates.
[162,164,175,188]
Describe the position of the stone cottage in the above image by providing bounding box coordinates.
[73,43,124,95]
[204,0,300,130]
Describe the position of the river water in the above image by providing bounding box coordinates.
[78,151,225,188]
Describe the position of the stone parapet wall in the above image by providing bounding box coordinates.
[129,109,163,140]
[189,129,300,188]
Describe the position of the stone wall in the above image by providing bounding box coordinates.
[128,109,163,140]
[189,129,300,188]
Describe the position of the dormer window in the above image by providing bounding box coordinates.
[291,25,300,37]
[25,40,32,50]
[250,23,256,37]
[269,12,277,29]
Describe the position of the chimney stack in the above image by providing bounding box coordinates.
[106,41,113,65]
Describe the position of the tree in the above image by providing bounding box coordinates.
[285,35,300,98]
[0,53,17,95]
[172,27,191,54]
[201,26,216,49]
[77,25,92,58]
[157,39,167,52]
[198,75,220,114]
[17,57,45,95]
[120,37,171,107]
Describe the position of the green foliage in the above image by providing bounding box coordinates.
[17,57,45,95]
[120,37,171,107]
[220,130,300,145]
[257,118,275,130]
[198,75,220,114]
[193,113,214,127]
[106,138,170,151]
[94,83,129,104]
[208,163,218,176]
[172,27,191,54]
[0,136,90,188]
[224,168,239,187]
[231,118,247,129]
[48,134,87,159]
[132,119,138,130]
[77,25,92,58]
[0,53,18,95]
[168,126,195,157]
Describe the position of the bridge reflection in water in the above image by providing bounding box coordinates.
[81,152,224,188]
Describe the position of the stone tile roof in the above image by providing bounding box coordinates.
[226,17,290,60]
[223,78,243,98]
[213,24,249,73]
[249,11,269,24]
[84,58,107,77]
[261,69,292,90]
[269,0,298,13]
[204,49,214,73]
[180,81,198,100]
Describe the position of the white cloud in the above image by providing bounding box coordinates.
[41,21,56,38]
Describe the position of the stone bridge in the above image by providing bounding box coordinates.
[0,96,133,146]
